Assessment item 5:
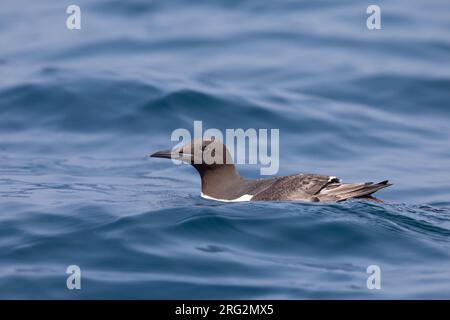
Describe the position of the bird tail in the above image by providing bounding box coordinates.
[318,180,392,202]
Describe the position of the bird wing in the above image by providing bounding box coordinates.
[251,174,338,201]
[317,180,392,202]
[251,174,392,202]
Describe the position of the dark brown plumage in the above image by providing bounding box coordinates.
[151,138,392,202]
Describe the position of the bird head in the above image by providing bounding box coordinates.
[150,137,234,170]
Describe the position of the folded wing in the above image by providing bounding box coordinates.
[251,174,392,202]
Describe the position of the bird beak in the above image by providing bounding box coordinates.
[150,150,174,159]
[151,148,195,163]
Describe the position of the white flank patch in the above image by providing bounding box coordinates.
[201,192,253,202]
[328,176,338,182]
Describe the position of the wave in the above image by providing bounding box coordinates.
[2,0,450,299]
[1,198,449,299]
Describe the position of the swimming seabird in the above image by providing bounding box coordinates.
[151,138,392,202]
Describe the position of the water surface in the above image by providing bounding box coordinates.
[1,0,450,299]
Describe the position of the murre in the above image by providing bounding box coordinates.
[151,138,392,202]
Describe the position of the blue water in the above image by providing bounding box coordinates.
[1,0,450,299]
